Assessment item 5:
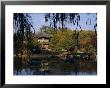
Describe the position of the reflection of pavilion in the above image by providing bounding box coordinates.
[36,32,52,51]
[39,60,49,72]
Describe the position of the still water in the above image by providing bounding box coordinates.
[14,69,96,75]
[14,56,97,75]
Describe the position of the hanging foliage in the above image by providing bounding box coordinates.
[45,13,97,48]
[13,13,34,64]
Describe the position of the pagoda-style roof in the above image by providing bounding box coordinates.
[36,32,52,39]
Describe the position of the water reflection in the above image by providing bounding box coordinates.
[14,56,97,75]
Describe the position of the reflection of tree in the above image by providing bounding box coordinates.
[13,13,97,75]
[45,13,97,74]
[14,13,34,66]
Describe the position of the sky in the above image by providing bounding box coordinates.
[30,13,97,32]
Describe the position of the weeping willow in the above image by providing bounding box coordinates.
[45,13,97,48]
[14,13,34,66]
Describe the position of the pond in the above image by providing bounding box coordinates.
[14,55,97,75]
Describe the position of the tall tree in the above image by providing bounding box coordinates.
[14,13,34,65]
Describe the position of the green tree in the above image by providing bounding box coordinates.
[45,13,97,49]
[50,29,73,54]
